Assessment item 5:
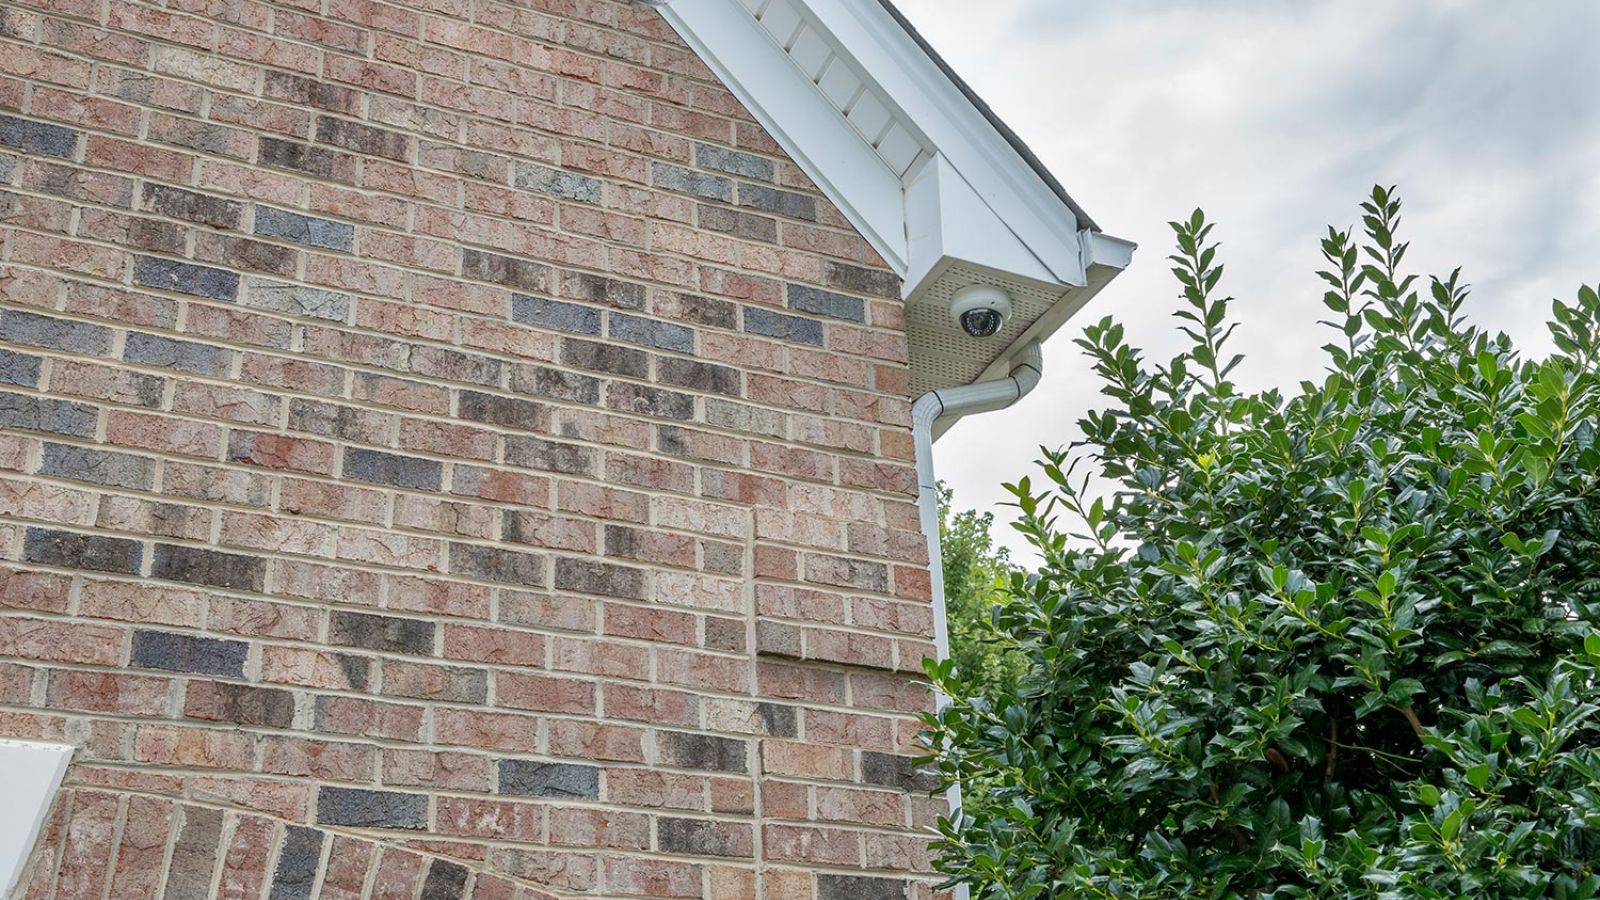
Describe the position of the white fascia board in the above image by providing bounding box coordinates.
[904,154,1063,297]
[656,0,910,274]
[0,739,73,897]
[801,0,1087,285]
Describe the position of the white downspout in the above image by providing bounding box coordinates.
[912,341,1044,854]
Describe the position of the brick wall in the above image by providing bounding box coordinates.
[0,0,943,897]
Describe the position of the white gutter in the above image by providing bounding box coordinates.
[914,339,1043,665]
[912,340,1044,854]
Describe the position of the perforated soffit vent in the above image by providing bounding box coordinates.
[906,265,1065,398]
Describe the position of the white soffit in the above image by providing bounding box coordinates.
[0,739,73,897]
[657,0,1134,397]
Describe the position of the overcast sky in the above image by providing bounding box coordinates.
[898,0,1600,558]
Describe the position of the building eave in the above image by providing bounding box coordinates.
[655,0,1134,397]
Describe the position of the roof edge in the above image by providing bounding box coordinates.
[873,0,1100,233]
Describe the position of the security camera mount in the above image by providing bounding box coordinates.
[949,284,1012,338]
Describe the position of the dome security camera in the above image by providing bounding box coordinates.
[950,285,1012,338]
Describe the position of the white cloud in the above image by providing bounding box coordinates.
[896,0,1600,555]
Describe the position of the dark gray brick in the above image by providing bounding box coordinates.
[560,272,645,310]
[133,256,240,301]
[705,399,784,437]
[458,391,546,431]
[27,161,132,207]
[343,447,442,491]
[285,400,391,444]
[314,116,409,160]
[449,543,544,586]
[141,183,242,229]
[737,183,817,221]
[255,206,354,252]
[24,527,141,574]
[511,294,599,335]
[0,348,39,387]
[162,807,223,900]
[260,137,352,181]
[0,310,113,355]
[268,826,323,900]
[0,392,98,437]
[693,143,775,182]
[608,313,693,353]
[184,680,295,727]
[825,260,902,300]
[555,557,647,600]
[657,357,742,397]
[651,162,732,202]
[329,610,435,655]
[743,307,823,346]
[420,860,469,900]
[788,284,865,322]
[509,364,599,404]
[0,115,79,159]
[244,279,350,321]
[605,382,694,421]
[40,443,156,490]
[264,72,360,116]
[82,208,186,255]
[503,435,595,476]
[656,817,751,858]
[462,249,550,292]
[758,702,798,738]
[152,544,266,592]
[704,616,745,653]
[818,875,909,900]
[756,620,802,658]
[124,332,232,376]
[316,787,428,830]
[132,630,248,677]
[658,731,747,773]
[499,760,598,799]
[410,346,501,387]
[335,654,371,691]
[655,292,737,330]
[860,751,940,793]
[512,162,600,203]
[698,204,777,243]
[559,338,648,378]
[0,151,16,181]
[198,234,299,278]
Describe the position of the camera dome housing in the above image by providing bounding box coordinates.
[949,285,1013,338]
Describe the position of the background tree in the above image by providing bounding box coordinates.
[939,483,1025,690]
[924,187,1600,899]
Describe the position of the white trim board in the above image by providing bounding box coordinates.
[0,739,73,897]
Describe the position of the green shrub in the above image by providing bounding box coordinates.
[925,187,1600,898]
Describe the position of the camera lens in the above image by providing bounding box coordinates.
[960,308,1004,338]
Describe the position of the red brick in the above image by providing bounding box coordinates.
[762,824,860,866]
[106,796,176,900]
[435,796,543,843]
[0,567,72,613]
[48,669,171,715]
[216,814,276,900]
[433,708,539,752]
[550,808,650,851]
[0,617,122,665]
[496,671,593,715]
